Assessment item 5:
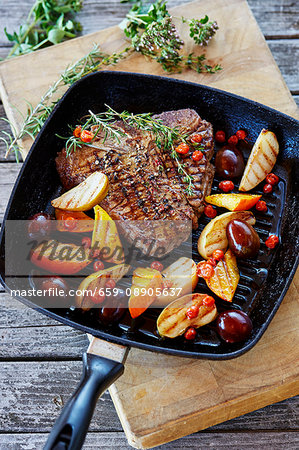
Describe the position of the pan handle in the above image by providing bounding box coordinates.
[44,352,124,450]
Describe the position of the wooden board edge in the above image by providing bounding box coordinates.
[111,377,299,449]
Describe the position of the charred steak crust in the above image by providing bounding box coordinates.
[55,109,215,253]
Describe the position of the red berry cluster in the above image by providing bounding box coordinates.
[263,173,279,194]
[215,129,247,146]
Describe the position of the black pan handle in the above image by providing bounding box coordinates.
[44,352,124,450]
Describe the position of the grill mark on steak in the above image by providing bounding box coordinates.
[55,109,215,254]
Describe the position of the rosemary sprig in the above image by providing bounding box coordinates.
[59,105,196,195]
[2,45,132,159]
[3,0,83,59]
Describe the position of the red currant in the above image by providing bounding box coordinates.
[204,205,217,218]
[265,235,279,249]
[80,130,94,143]
[151,261,164,271]
[186,305,199,319]
[263,183,273,194]
[212,249,224,260]
[228,135,238,146]
[190,133,203,143]
[175,143,189,155]
[235,129,247,140]
[184,327,197,340]
[255,200,267,212]
[266,173,279,185]
[93,260,104,271]
[64,217,77,230]
[215,131,226,143]
[191,150,203,162]
[219,180,234,192]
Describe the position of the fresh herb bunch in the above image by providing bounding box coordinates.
[120,0,221,73]
[60,105,196,195]
[4,0,83,58]
[184,15,218,46]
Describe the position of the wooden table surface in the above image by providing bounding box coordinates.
[0,1,298,449]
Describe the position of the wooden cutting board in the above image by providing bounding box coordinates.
[0,0,298,448]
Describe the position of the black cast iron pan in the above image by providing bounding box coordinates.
[0,72,298,449]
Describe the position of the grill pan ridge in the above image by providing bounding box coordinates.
[0,71,298,360]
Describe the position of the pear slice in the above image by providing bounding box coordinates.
[157,293,217,338]
[51,172,108,211]
[239,129,279,191]
[198,211,256,259]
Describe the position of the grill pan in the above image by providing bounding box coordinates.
[0,72,298,449]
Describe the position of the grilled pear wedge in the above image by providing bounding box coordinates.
[198,211,256,259]
[239,129,279,191]
[153,257,198,307]
[51,172,109,211]
[76,263,130,311]
[157,293,217,338]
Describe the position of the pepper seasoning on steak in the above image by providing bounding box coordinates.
[55,109,215,254]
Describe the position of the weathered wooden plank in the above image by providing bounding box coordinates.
[1,430,299,449]
[268,40,299,92]
[0,103,17,161]
[294,95,299,107]
[0,162,21,220]
[0,292,59,327]
[0,361,122,433]
[0,360,299,434]
[0,325,87,358]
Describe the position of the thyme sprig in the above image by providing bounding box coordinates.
[60,105,196,195]
[121,0,221,73]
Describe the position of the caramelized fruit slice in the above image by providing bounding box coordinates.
[157,293,217,338]
[205,193,262,212]
[92,205,124,264]
[129,267,163,318]
[206,249,239,302]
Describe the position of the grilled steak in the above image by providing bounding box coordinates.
[55,109,214,254]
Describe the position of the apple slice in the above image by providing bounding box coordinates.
[157,293,217,338]
[205,193,262,211]
[198,211,256,259]
[51,172,109,211]
[206,249,239,302]
[239,129,279,191]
